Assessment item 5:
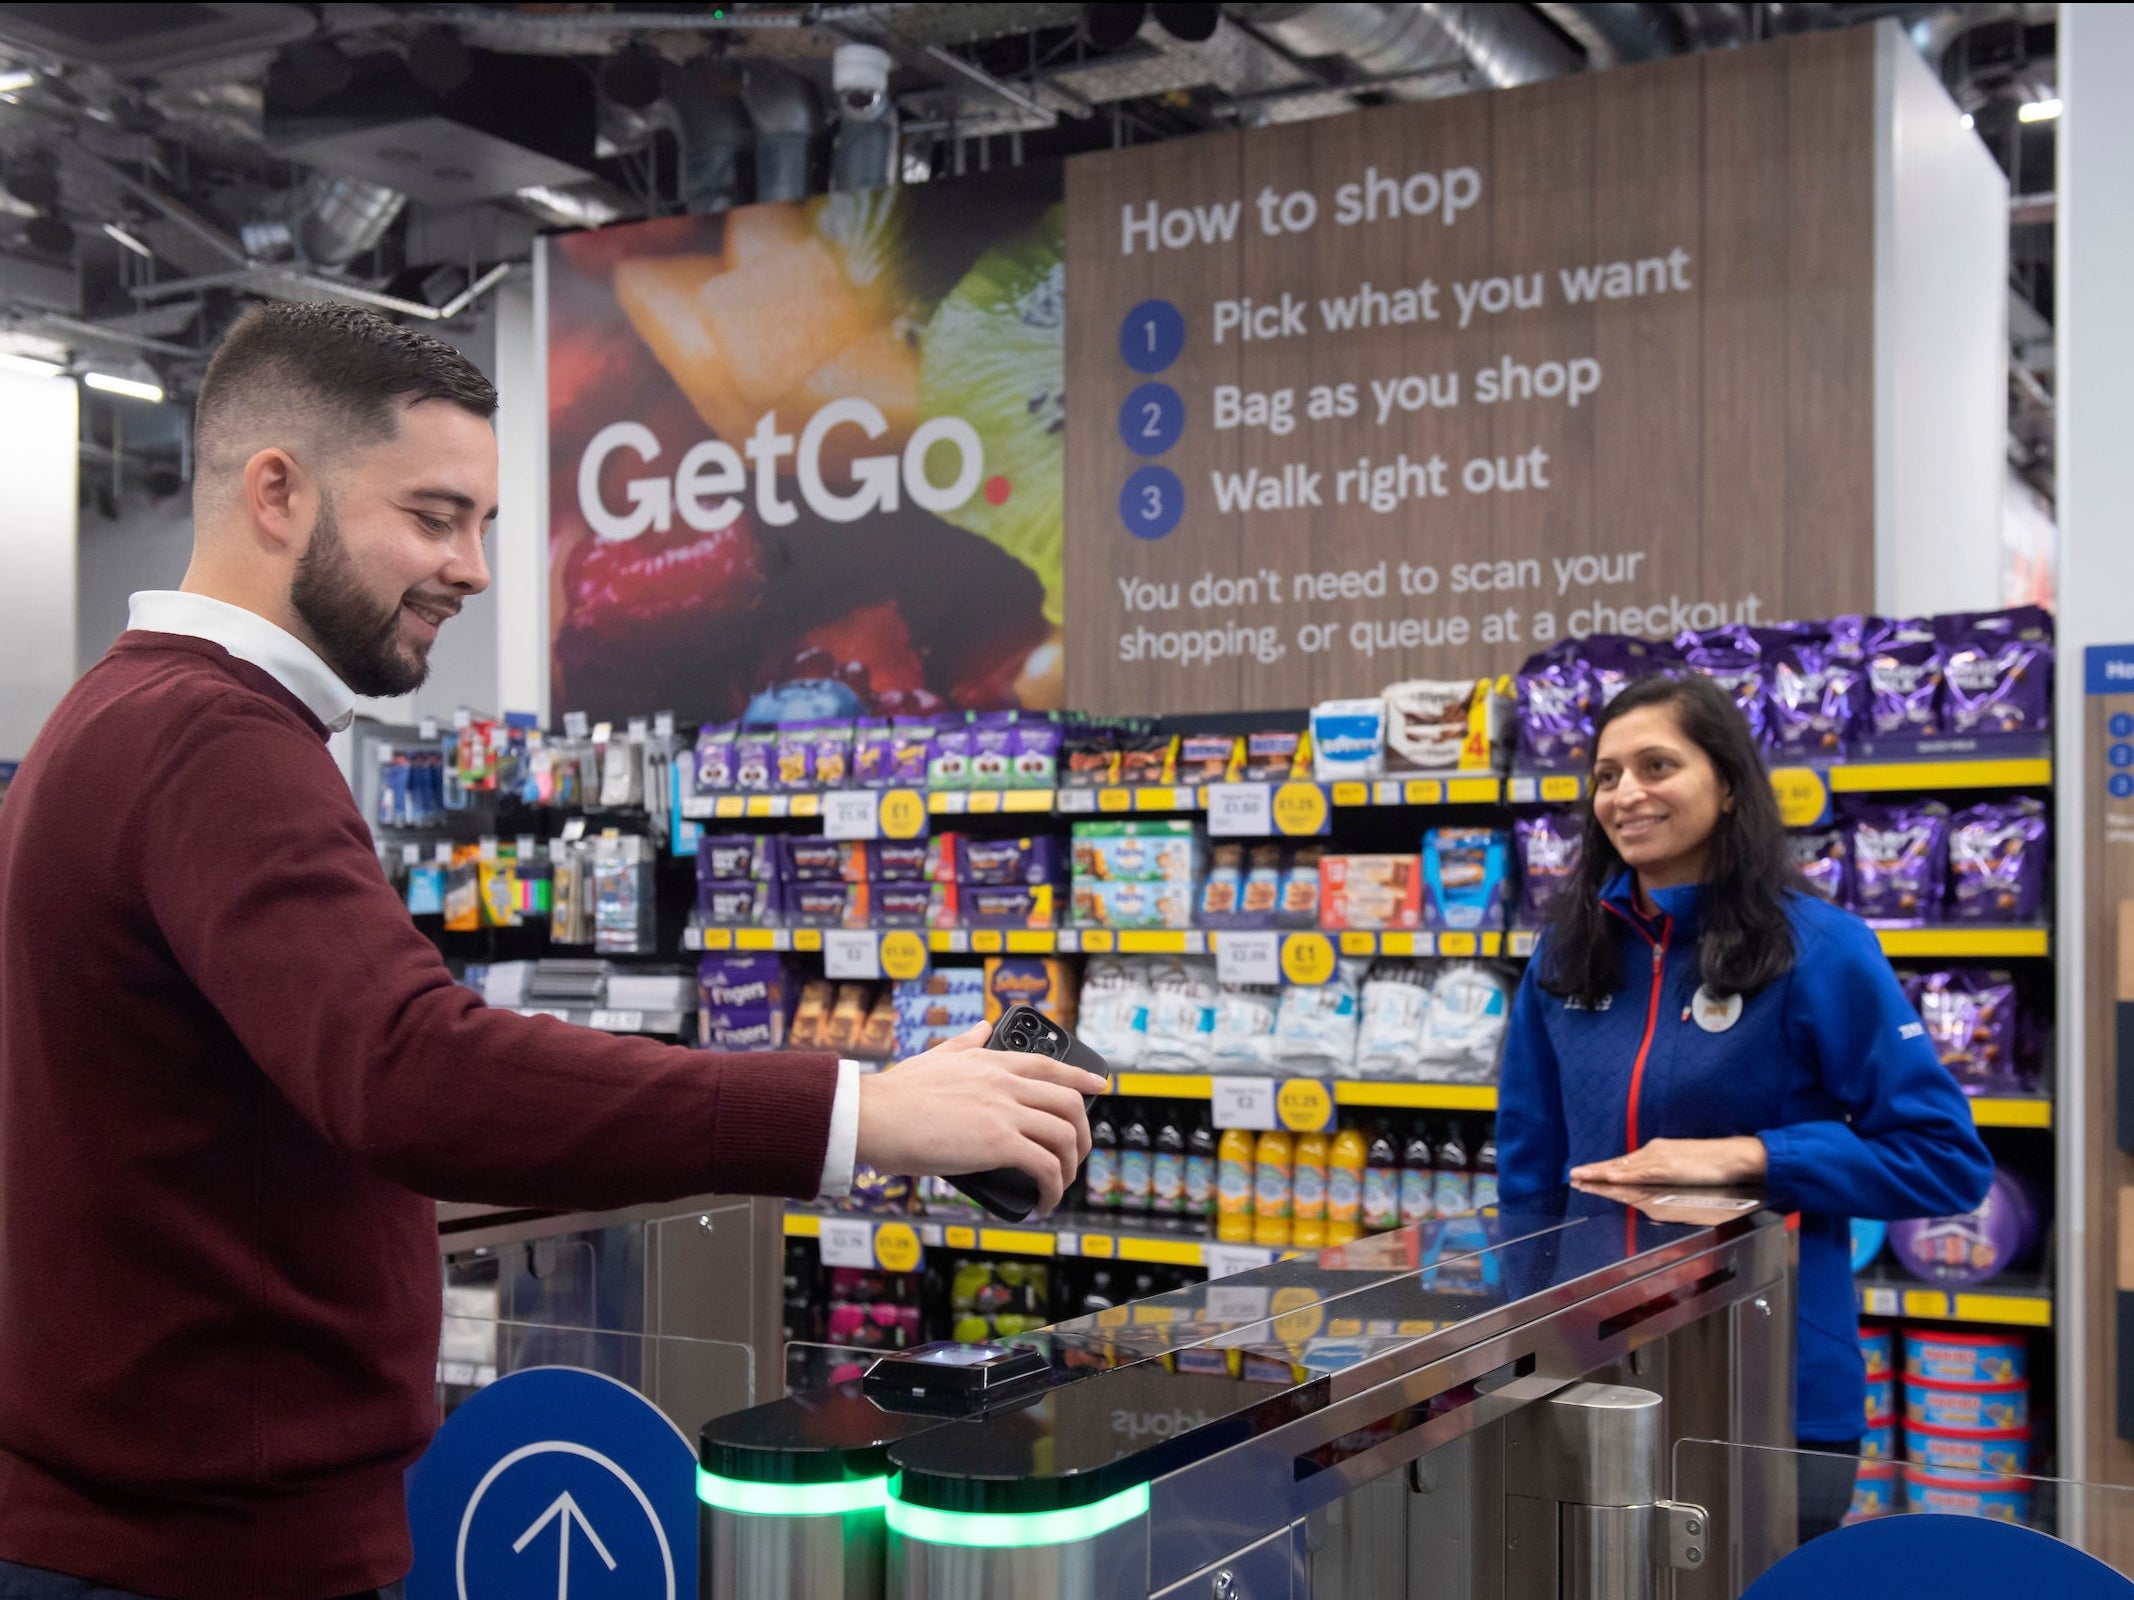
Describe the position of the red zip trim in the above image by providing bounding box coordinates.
[1602,901,1671,1156]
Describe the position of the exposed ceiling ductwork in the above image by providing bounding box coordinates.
[1416,2,1583,87]
[1534,3,1679,66]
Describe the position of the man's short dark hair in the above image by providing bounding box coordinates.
[193,300,497,489]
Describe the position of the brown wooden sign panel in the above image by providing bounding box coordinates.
[1064,30,1873,713]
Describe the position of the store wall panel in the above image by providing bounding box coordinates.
[0,370,78,762]
[1064,28,1888,713]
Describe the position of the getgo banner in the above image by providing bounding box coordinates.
[547,165,1065,724]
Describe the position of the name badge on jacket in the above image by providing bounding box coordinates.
[1690,986,1743,1033]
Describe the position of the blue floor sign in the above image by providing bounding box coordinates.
[406,1367,696,1599]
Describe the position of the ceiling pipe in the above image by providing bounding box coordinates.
[920,42,1065,126]
[1416,2,1581,86]
[1235,4,1468,96]
[658,59,754,213]
[741,62,823,204]
[1533,3,1676,66]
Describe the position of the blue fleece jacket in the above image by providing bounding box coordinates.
[1496,874,1994,1442]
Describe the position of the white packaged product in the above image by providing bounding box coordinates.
[1077,956,1152,1068]
[1273,958,1367,1071]
[1210,985,1280,1071]
[1354,960,1432,1079]
[1143,957,1219,1072]
[1310,699,1386,782]
[1381,680,1474,772]
[1416,962,1512,1081]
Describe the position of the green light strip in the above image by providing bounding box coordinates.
[697,1467,889,1517]
[884,1479,1150,1548]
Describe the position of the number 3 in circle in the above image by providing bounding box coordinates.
[1120,466,1185,540]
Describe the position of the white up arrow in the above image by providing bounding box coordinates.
[512,1489,618,1598]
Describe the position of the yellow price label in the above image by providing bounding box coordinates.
[1280,931,1336,985]
[1339,931,1376,957]
[1330,781,1368,807]
[1540,774,1582,803]
[944,1225,977,1251]
[878,930,929,981]
[714,796,745,818]
[1272,782,1329,836]
[1768,766,1829,828]
[1098,788,1133,812]
[789,793,821,817]
[1437,931,1479,957]
[873,1222,922,1273]
[1270,1285,1325,1344]
[878,788,928,839]
[1404,780,1444,806]
[971,930,1004,953]
[1277,1079,1334,1132]
[967,790,1002,814]
[792,929,823,952]
[701,928,734,951]
[1081,929,1116,953]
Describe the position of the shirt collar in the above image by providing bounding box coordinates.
[1599,869,1704,941]
[127,590,357,733]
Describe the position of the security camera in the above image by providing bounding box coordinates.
[833,43,891,120]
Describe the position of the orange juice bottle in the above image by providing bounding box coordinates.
[1253,1129,1293,1248]
[1326,1125,1366,1244]
[1292,1130,1329,1249]
[1216,1127,1256,1243]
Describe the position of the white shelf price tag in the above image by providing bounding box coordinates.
[821,790,881,841]
[1205,1284,1272,1321]
[822,930,884,981]
[563,710,590,740]
[1204,782,1273,837]
[1211,1076,1278,1131]
[588,1009,644,1033]
[1203,1245,1274,1282]
[1215,930,1281,987]
[653,711,676,738]
[417,717,439,741]
[818,1217,875,1269]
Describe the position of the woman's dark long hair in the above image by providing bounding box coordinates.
[1538,671,1799,1007]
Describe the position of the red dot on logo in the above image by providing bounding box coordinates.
[984,476,1011,506]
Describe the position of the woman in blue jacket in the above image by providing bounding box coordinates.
[1496,670,1993,1536]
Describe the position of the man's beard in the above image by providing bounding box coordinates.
[289,490,430,698]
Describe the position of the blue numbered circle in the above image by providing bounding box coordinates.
[1119,466,1185,540]
[1119,382,1185,457]
[2112,744,2134,769]
[2111,774,2133,800]
[2113,712,2134,738]
[1120,299,1185,374]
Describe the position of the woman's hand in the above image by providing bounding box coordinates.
[1569,1135,1769,1188]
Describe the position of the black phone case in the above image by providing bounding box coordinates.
[946,1005,1108,1222]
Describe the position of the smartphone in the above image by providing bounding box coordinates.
[947,1005,1108,1221]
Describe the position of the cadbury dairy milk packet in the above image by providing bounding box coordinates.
[809,721,855,790]
[1581,634,1676,711]
[1675,626,1767,744]
[851,718,893,787]
[1515,812,1583,924]
[1823,614,1871,665]
[889,716,938,787]
[773,720,821,790]
[694,724,738,792]
[1013,719,1062,788]
[1846,800,1949,923]
[1788,828,1850,905]
[927,717,974,790]
[1947,798,2049,923]
[733,728,777,792]
[968,713,1019,789]
[1911,967,2019,1092]
[1865,617,1942,739]
[1766,633,1865,755]
[1936,606,2055,736]
[697,834,778,885]
[1515,643,1595,768]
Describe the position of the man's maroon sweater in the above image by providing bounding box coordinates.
[0,633,840,1598]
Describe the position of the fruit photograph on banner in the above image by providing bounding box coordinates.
[548,166,1065,723]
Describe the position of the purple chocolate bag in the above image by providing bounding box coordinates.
[1866,618,1943,738]
[1515,812,1583,924]
[1580,634,1676,710]
[1947,798,2048,923]
[694,724,738,792]
[1936,607,2055,737]
[1788,828,1850,905]
[1845,800,1949,924]
[1766,633,1864,755]
[1889,1166,2043,1287]
[968,713,1019,789]
[1912,967,2019,1092]
[1675,625,1767,744]
[1515,643,1595,768]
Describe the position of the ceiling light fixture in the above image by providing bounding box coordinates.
[83,371,164,403]
[0,352,62,378]
[2018,98,2061,123]
[1960,112,1974,129]
[103,221,152,258]
[0,70,34,95]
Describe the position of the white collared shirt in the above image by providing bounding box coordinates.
[128,590,358,733]
[123,588,860,1197]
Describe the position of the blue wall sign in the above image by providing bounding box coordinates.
[406,1366,696,1599]
[1745,1514,2134,1599]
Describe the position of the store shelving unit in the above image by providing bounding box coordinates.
[782,1204,1273,1273]
[1856,1268,2054,1328]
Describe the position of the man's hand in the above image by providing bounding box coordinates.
[855,1023,1107,1213]
[1569,1135,1768,1188]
